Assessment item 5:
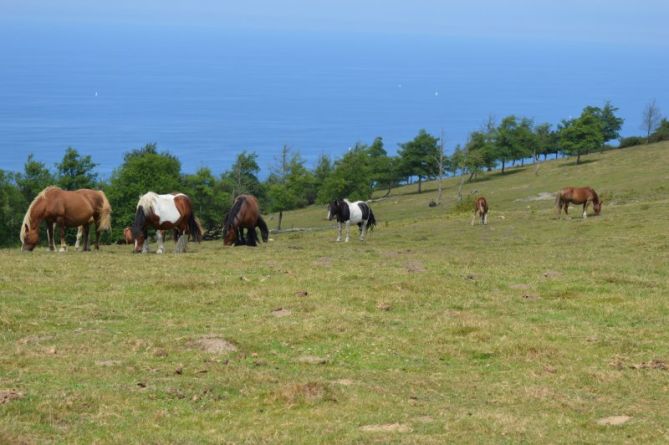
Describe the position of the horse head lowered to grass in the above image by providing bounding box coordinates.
[131,192,203,253]
[20,186,112,252]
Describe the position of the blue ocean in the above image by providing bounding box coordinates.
[1,23,667,177]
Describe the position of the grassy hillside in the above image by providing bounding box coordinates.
[1,142,668,443]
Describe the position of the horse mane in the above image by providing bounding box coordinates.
[20,185,60,243]
[137,191,158,213]
[590,188,600,203]
[224,195,246,229]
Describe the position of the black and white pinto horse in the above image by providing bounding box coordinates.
[327,198,376,242]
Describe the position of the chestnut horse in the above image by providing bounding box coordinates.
[471,196,489,225]
[223,194,269,246]
[556,187,602,218]
[20,186,112,252]
[131,192,203,253]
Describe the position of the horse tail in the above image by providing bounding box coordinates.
[97,191,112,232]
[367,206,377,230]
[554,192,562,209]
[256,215,269,242]
[188,212,204,242]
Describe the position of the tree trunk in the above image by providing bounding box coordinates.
[576,152,581,164]
[418,176,422,193]
[456,174,466,202]
[277,210,283,231]
[501,159,506,174]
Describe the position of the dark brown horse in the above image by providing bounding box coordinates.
[223,194,269,246]
[556,186,602,218]
[20,186,112,252]
[471,196,489,225]
[131,192,203,253]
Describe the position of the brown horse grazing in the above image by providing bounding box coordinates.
[556,187,602,219]
[471,196,489,225]
[20,186,112,252]
[223,194,269,246]
[131,192,203,254]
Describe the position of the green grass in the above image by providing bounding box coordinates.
[2,142,669,443]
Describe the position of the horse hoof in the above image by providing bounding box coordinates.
[58,248,66,253]
[156,250,164,255]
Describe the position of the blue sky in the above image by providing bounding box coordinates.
[3,0,668,46]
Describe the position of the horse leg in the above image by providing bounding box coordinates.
[47,222,55,251]
[345,221,351,242]
[75,226,83,251]
[142,230,149,253]
[483,212,488,225]
[59,223,67,252]
[360,221,368,241]
[83,224,91,251]
[246,227,257,247]
[582,202,588,219]
[336,222,342,242]
[156,230,164,254]
[94,225,101,250]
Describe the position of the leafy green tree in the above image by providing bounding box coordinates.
[535,123,559,160]
[649,118,669,143]
[317,143,373,203]
[398,129,440,193]
[313,154,333,197]
[106,143,183,238]
[16,154,54,203]
[182,167,231,231]
[494,116,519,173]
[222,151,265,203]
[462,132,489,181]
[267,146,315,229]
[515,117,537,166]
[583,102,624,146]
[558,109,605,164]
[0,171,25,246]
[367,137,400,196]
[56,147,98,190]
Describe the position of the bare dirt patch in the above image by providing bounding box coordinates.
[630,359,667,370]
[0,390,23,404]
[522,293,541,301]
[405,261,426,273]
[360,423,412,433]
[189,336,238,354]
[510,283,531,290]
[596,416,631,426]
[376,302,392,311]
[516,192,555,202]
[332,379,354,386]
[271,307,292,318]
[314,257,333,267]
[95,360,121,367]
[543,270,562,278]
[274,382,332,405]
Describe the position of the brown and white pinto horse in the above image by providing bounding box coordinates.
[131,192,203,253]
[556,187,602,218]
[471,196,489,225]
[20,186,112,252]
[223,194,269,246]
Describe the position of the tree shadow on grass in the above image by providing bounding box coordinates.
[558,159,598,168]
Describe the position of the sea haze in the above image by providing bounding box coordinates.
[0,22,667,177]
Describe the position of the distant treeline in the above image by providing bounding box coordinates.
[1,101,667,247]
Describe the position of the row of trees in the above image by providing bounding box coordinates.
[1,100,665,247]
